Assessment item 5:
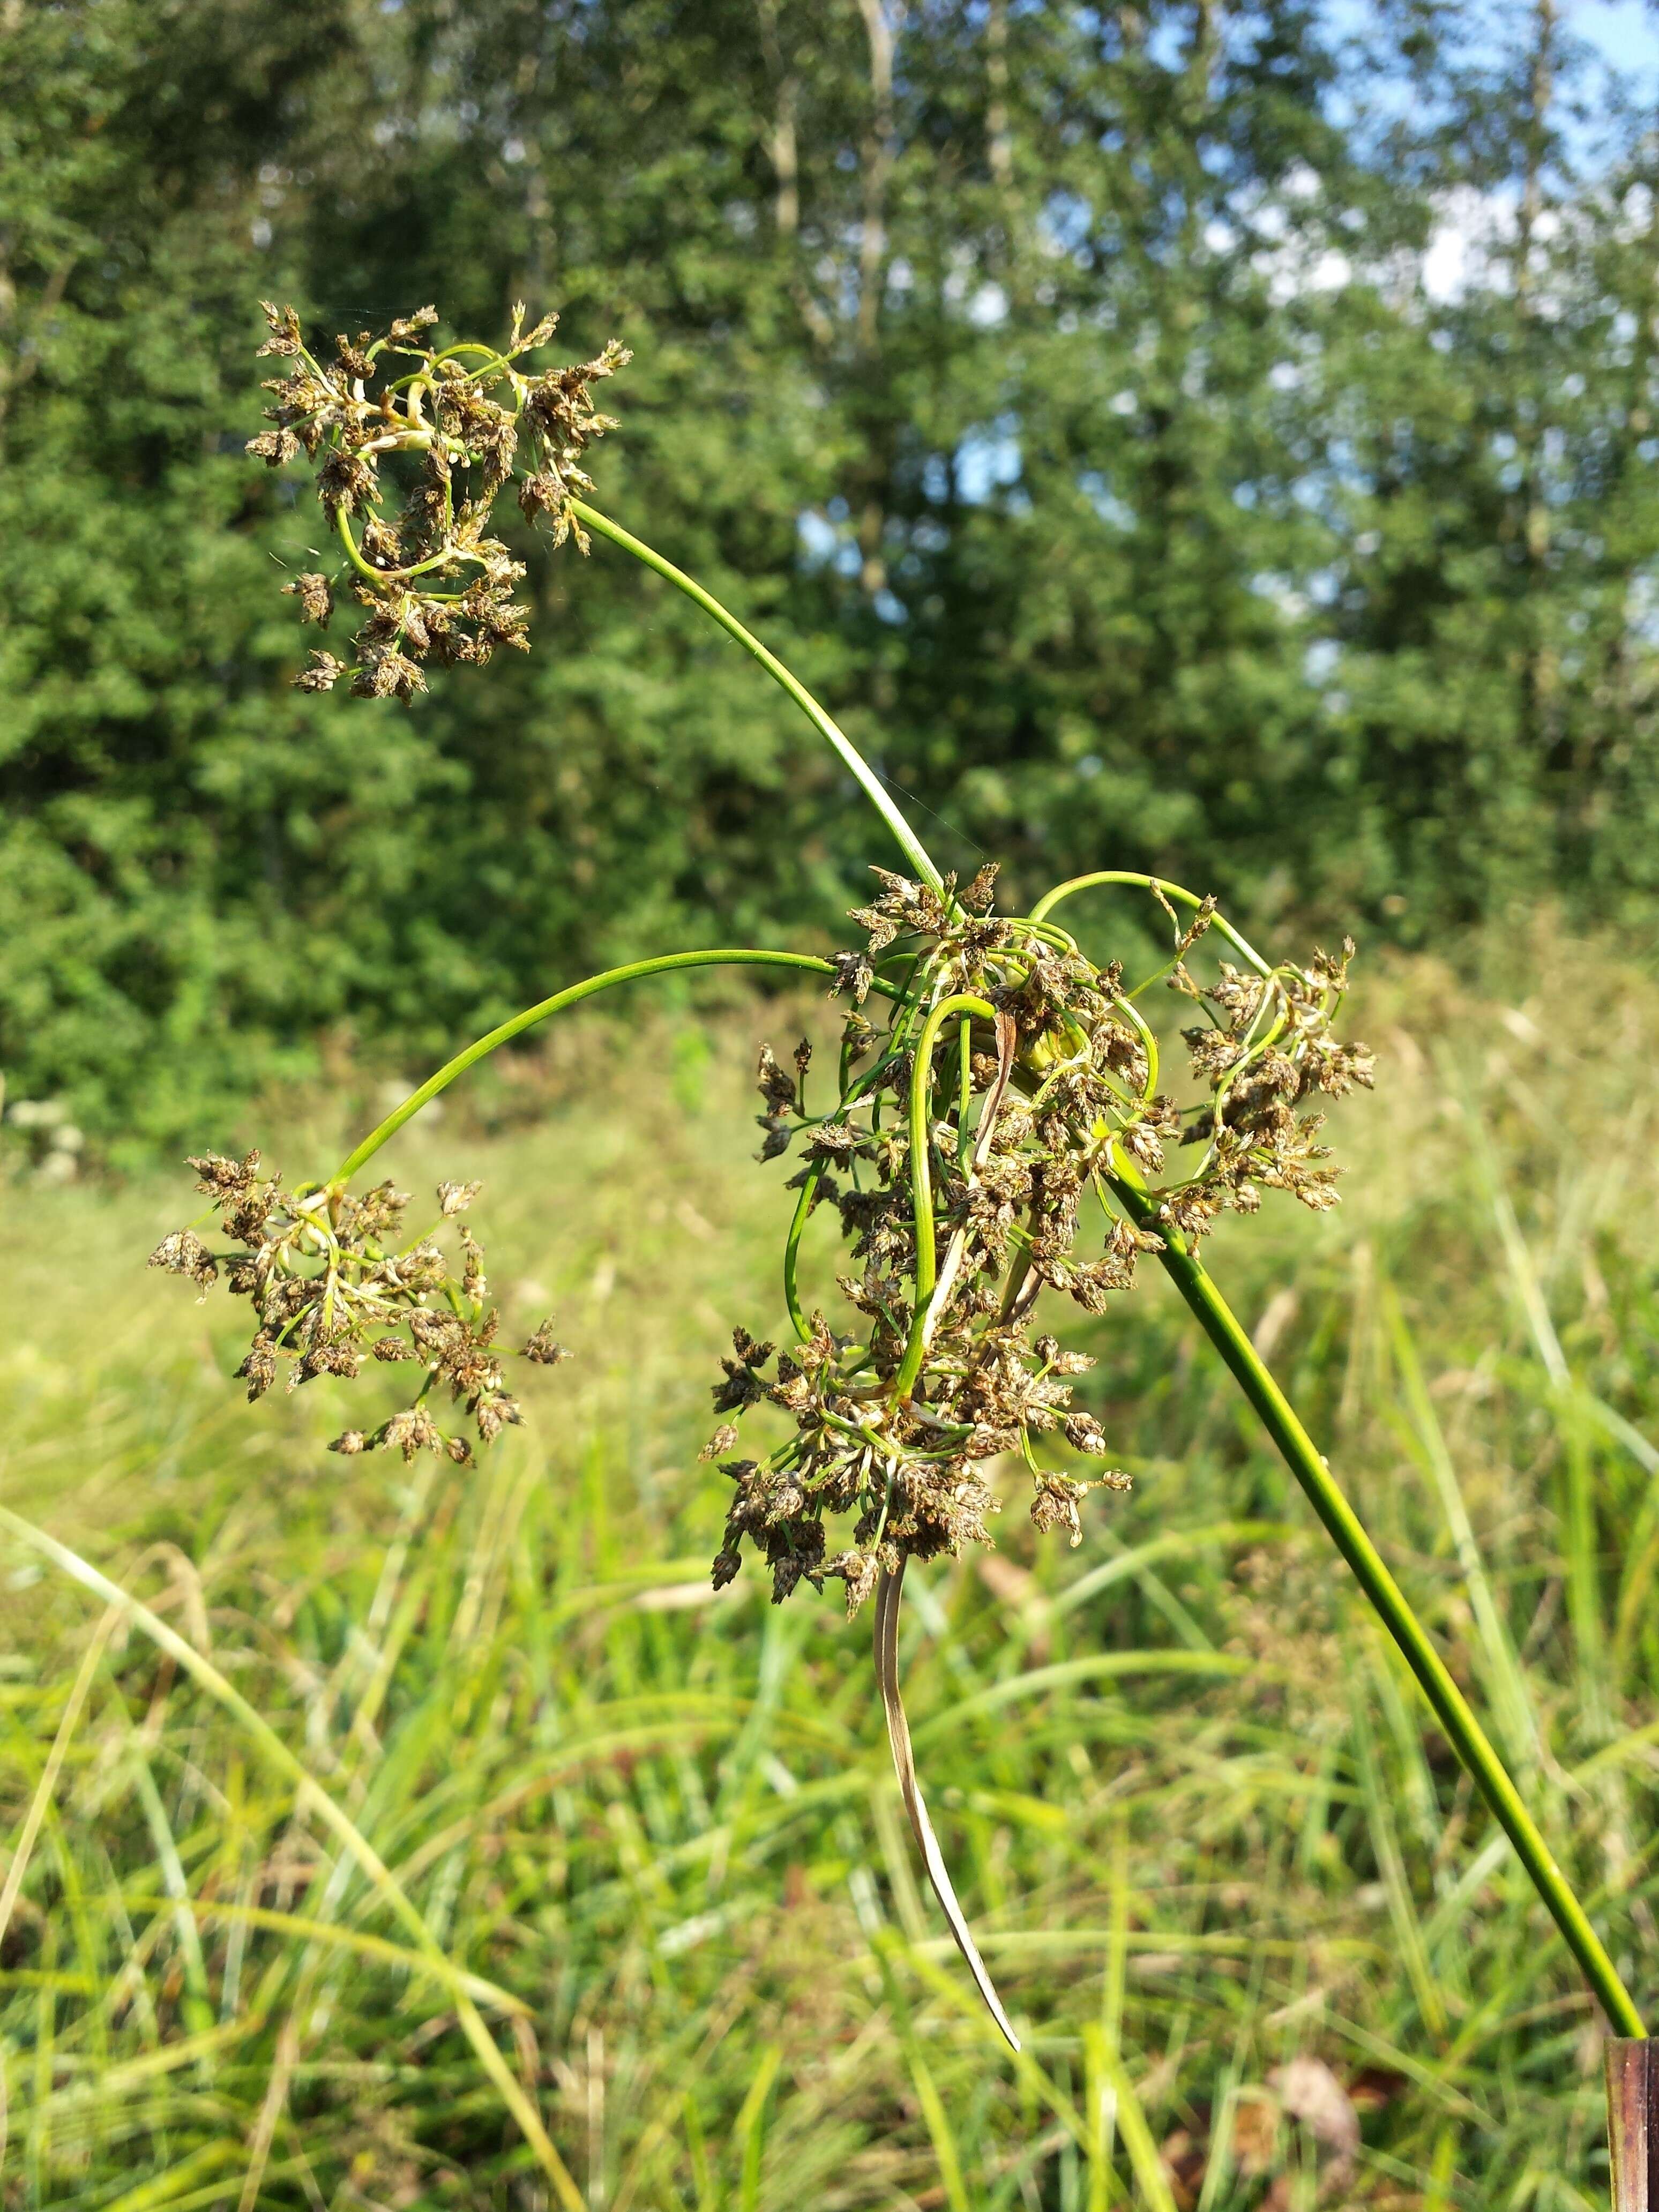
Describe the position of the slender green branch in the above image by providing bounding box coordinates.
[783,1165,824,1344]
[570,499,944,893]
[784,1045,907,1341]
[334,500,482,589]
[333,950,856,1185]
[895,993,997,1401]
[1104,1163,1645,2037]
[1109,989,1160,1101]
[956,1019,974,1167]
[1029,871,1273,978]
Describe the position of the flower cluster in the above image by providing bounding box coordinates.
[248,300,630,698]
[704,867,1372,1612]
[149,1152,568,1463]
[156,296,1397,2053]
[1170,938,1374,1235]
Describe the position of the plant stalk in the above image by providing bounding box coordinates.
[1107,1167,1645,2037]
[332,949,855,1184]
[895,993,997,1400]
[1029,870,1273,977]
[1606,2040,1659,2208]
[570,499,944,893]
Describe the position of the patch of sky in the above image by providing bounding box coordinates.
[1321,0,1659,169]
[796,506,863,577]
[1626,564,1659,648]
[955,415,1023,503]
[1039,191,1095,258]
[968,282,1010,327]
[1307,567,1341,607]
[1078,472,1135,530]
[1251,572,1307,617]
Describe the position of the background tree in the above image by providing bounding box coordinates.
[2,0,1656,1149]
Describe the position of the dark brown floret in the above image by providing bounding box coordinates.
[282,572,334,627]
[150,1148,570,1461]
[707,867,1373,1610]
[295,650,346,693]
[245,300,630,694]
[523,1319,570,1366]
[148,1230,217,1290]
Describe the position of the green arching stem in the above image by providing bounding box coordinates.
[783,1044,907,1341]
[1109,990,1160,1102]
[334,503,482,592]
[1029,871,1273,978]
[956,1020,974,1167]
[781,1165,824,1343]
[1104,1160,1645,2037]
[332,950,856,1186]
[894,993,997,1402]
[569,499,945,895]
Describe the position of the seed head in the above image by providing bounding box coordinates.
[247,298,631,700]
[149,1149,571,1462]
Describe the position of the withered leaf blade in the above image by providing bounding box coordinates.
[873,1559,1019,2053]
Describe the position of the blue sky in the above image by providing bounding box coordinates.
[1575,0,1659,85]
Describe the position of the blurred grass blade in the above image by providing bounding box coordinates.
[734,2042,781,2212]
[1351,1654,1448,2041]
[0,1503,589,2212]
[111,1894,530,2013]
[92,2138,245,2212]
[1382,1276,1540,1773]
[1083,2024,1177,2212]
[900,2036,971,2212]
[0,1602,119,1949]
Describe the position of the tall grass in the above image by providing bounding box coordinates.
[4,925,1658,2209]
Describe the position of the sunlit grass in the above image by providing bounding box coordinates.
[4,925,1658,2209]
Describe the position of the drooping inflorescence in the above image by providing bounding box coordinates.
[146,862,1371,2045]
[702,865,1373,1615]
[150,1152,567,1464]
[248,300,629,697]
[148,295,1388,2054]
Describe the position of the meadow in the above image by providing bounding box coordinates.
[4,922,1659,2211]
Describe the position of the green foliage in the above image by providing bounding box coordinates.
[5,939,1659,2203]
[4,0,1659,1149]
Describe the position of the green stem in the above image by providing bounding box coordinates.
[956,1019,973,1168]
[1109,989,1160,1102]
[569,500,943,893]
[894,993,997,1401]
[334,502,481,590]
[1105,1165,1645,2037]
[782,1168,824,1343]
[332,950,850,1186]
[783,1044,906,1340]
[1028,872,1272,977]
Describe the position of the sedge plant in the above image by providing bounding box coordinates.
[148,301,1644,2064]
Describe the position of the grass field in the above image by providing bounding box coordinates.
[4,923,1659,2211]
